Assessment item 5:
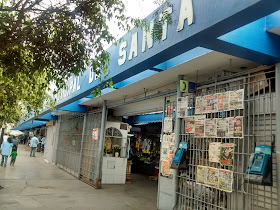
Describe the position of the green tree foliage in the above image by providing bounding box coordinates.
[0,0,128,124]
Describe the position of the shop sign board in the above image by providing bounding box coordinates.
[51,0,274,109]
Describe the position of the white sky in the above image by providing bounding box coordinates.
[106,0,161,47]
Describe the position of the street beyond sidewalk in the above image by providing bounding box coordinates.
[0,145,157,210]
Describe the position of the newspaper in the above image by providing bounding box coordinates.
[228,117,243,138]
[217,118,229,138]
[206,167,219,188]
[219,169,233,192]
[166,106,173,118]
[194,115,206,138]
[195,96,204,114]
[161,135,175,177]
[185,116,195,134]
[177,96,188,118]
[196,165,207,184]
[205,94,217,113]
[229,89,244,110]
[220,143,235,166]
[163,117,173,133]
[209,142,221,163]
[217,92,230,111]
[205,119,217,138]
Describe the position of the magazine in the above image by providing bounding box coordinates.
[177,96,188,118]
[229,89,244,110]
[163,117,173,133]
[228,117,243,138]
[205,119,217,137]
[217,118,229,138]
[209,142,221,163]
[161,135,175,176]
[166,106,173,118]
[217,92,230,111]
[220,143,235,166]
[194,116,206,138]
[206,167,219,188]
[195,96,203,114]
[206,94,217,113]
[185,116,195,134]
[219,169,233,192]
[196,165,207,184]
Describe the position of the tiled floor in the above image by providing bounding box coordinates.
[0,145,157,209]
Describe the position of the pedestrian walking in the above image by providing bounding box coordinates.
[9,148,17,166]
[1,137,13,167]
[30,135,39,157]
[12,136,19,151]
[41,136,46,152]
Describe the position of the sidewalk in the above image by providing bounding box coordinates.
[0,145,157,210]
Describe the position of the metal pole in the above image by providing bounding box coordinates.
[173,75,183,209]
[275,64,280,209]
[78,113,87,177]
[95,100,107,189]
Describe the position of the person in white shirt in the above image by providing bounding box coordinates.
[30,136,39,157]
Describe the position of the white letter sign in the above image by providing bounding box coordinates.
[177,0,194,31]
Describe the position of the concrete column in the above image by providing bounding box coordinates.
[275,64,280,209]
[95,100,107,189]
[173,75,183,208]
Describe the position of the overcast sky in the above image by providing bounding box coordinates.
[106,0,161,47]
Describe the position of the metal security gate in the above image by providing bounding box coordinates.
[79,112,102,186]
[177,67,278,209]
[56,114,85,177]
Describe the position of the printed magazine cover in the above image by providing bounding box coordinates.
[177,96,188,118]
[163,117,173,133]
[194,116,206,138]
[206,167,219,188]
[166,106,173,118]
[160,135,175,177]
[196,165,207,184]
[220,143,235,166]
[229,89,244,110]
[205,119,217,137]
[206,94,217,113]
[217,92,230,111]
[228,117,243,138]
[185,116,195,134]
[209,142,221,163]
[217,118,229,138]
[219,169,233,192]
[195,96,203,114]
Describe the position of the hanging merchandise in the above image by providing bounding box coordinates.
[205,119,217,138]
[92,128,99,140]
[209,142,221,163]
[245,145,272,186]
[206,167,219,188]
[219,169,233,192]
[166,106,173,118]
[195,89,244,114]
[196,165,207,185]
[160,134,175,177]
[185,116,195,134]
[163,117,173,133]
[177,96,189,118]
[229,89,244,110]
[194,115,206,137]
[217,92,230,111]
[217,118,229,138]
[228,117,243,138]
[205,94,217,113]
[220,143,235,166]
